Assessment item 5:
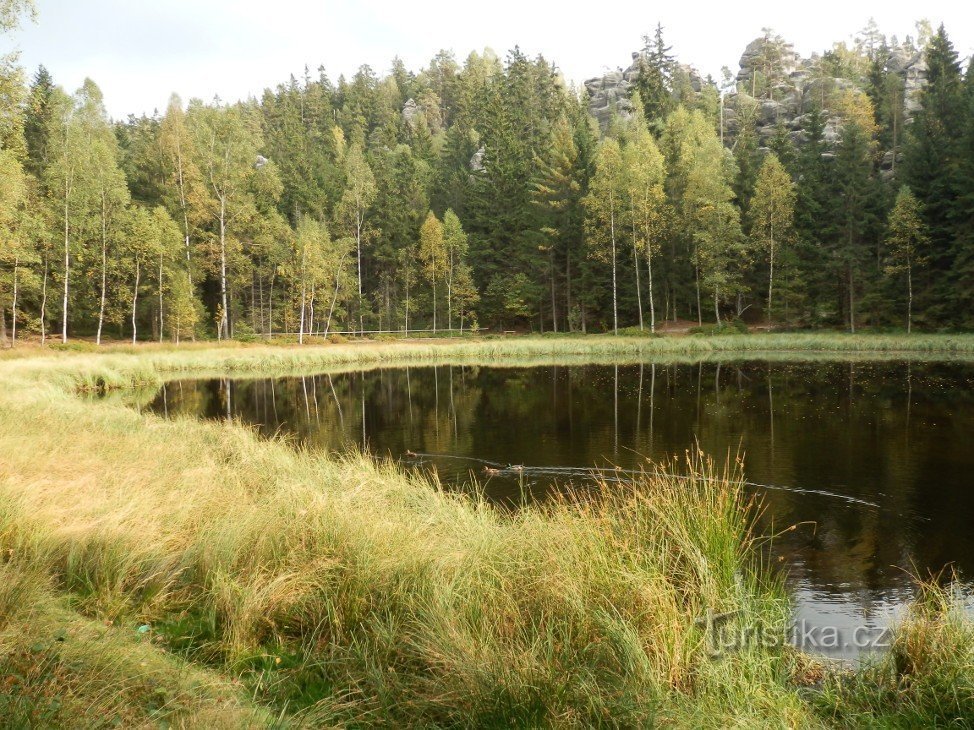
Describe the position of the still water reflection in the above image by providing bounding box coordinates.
[146,360,974,658]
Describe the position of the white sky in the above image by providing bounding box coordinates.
[6,0,974,120]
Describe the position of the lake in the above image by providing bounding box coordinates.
[144,359,974,659]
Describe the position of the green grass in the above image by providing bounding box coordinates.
[2,334,974,727]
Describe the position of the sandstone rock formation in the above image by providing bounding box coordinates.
[584,53,639,129]
[585,33,928,171]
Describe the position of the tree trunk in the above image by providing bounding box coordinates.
[258,269,266,339]
[609,190,618,335]
[694,242,702,325]
[298,242,307,345]
[62,198,70,343]
[218,198,229,340]
[432,277,437,332]
[299,280,307,345]
[132,257,141,344]
[447,253,453,332]
[356,209,364,335]
[907,256,913,335]
[631,209,643,331]
[309,284,316,340]
[550,249,558,333]
[96,193,108,345]
[565,250,572,332]
[646,247,656,334]
[176,140,194,294]
[11,257,19,345]
[268,275,275,339]
[848,264,856,334]
[40,255,48,345]
[158,254,165,342]
[767,228,775,329]
[324,254,346,337]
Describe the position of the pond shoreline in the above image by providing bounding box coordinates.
[2,334,974,726]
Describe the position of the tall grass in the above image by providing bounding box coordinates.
[1,337,974,726]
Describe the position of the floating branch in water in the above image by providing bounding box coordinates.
[401,451,882,509]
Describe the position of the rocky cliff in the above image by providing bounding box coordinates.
[584,34,928,166]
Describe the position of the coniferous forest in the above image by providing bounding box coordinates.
[2,12,974,343]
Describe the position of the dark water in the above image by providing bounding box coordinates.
[145,360,974,658]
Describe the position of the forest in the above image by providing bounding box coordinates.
[1,12,973,343]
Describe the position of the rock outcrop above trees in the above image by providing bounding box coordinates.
[585,33,928,166]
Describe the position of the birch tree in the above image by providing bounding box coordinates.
[119,206,180,344]
[159,94,206,297]
[749,153,795,327]
[43,87,86,343]
[418,211,445,331]
[335,135,376,335]
[584,138,624,334]
[74,79,129,344]
[0,147,25,344]
[190,102,264,339]
[442,208,470,331]
[681,120,744,323]
[622,122,667,332]
[293,215,331,344]
[885,186,928,333]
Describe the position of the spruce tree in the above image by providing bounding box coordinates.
[24,65,53,178]
[633,24,674,130]
[832,104,882,332]
[903,23,963,318]
[949,60,974,324]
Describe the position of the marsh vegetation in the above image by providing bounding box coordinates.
[2,336,974,726]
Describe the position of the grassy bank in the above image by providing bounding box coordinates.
[8,331,974,392]
[2,335,974,727]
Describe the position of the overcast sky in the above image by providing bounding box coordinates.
[6,0,974,119]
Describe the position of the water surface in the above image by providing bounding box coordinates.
[145,360,974,658]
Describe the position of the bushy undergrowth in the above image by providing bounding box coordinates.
[688,319,749,336]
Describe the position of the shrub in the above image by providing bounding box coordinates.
[689,320,749,336]
[616,326,662,337]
